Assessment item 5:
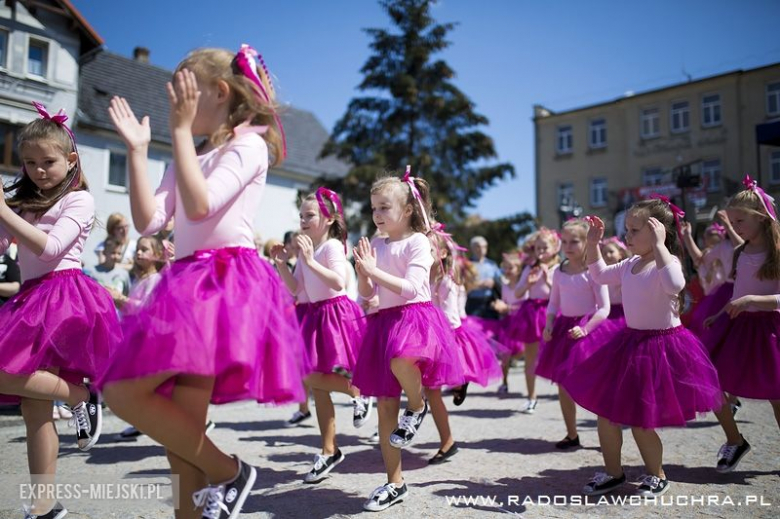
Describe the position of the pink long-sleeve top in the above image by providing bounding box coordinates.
[501,277,525,309]
[457,284,468,318]
[293,238,348,303]
[371,233,433,310]
[432,275,462,329]
[699,240,734,295]
[517,263,558,300]
[731,250,780,312]
[608,283,623,305]
[141,133,267,258]
[546,265,610,333]
[589,256,686,330]
[0,191,94,282]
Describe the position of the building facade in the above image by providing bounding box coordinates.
[1,1,348,268]
[534,62,780,235]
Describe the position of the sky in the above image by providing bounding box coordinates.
[71,0,780,220]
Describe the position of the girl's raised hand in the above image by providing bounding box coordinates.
[108,97,151,150]
[357,237,377,275]
[680,221,692,237]
[647,217,666,248]
[526,266,542,285]
[166,69,201,132]
[296,234,314,264]
[585,215,605,244]
[269,243,289,265]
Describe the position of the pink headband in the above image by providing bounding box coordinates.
[314,186,346,253]
[402,165,431,232]
[234,44,287,159]
[600,236,628,251]
[742,174,777,221]
[31,101,80,187]
[706,222,727,237]
[648,193,686,246]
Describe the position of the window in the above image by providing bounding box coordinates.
[108,152,127,189]
[701,159,722,192]
[556,125,573,154]
[771,151,780,185]
[670,101,690,133]
[557,182,574,207]
[0,30,8,69]
[642,167,664,186]
[701,94,721,127]
[640,108,660,138]
[0,122,22,173]
[28,38,48,78]
[589,118,607,149]
[768,82,780,117]
[590,178,608,208]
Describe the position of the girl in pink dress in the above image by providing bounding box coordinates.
[600,237,630,328]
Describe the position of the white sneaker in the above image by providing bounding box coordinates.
[285,410,311,428]
[363,482,408,511]
[352,397,373,428]
[520,399,538,414]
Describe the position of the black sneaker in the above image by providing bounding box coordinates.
[389,401,428,448]
[583,471,626,495]
[452,384,469,406]
[303,449,345,483]
[285,410,311,428]
[636,475,670,497]
[428,443,459,465]
[555,435,581,450]
[352,397,373,428]
[23,502,68,519]
[69,384,102,451]
[716,436,751,473]
[363,482,408,512]
[192,457,256,519]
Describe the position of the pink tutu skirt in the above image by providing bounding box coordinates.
[352,302,465,398]
[562,326,724,428]
[709,311,780,399]
[97,247,307,405]
[0,269,120,404]
[535,314,620,384]
[505,298,548,344]
[463,316,514,358]
[607,304,626,329]
[688,282,733,339]
[296,295,365,375]
[454,325,503,387]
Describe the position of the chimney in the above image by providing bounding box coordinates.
[133,47,150,64]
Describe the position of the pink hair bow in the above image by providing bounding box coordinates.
[315,186,346,253]
[31,101,80,186]
[742,174,777,221]
[402,165,431,232]
[234,44,287,159]
[706,222,727,237]
[649,193,686,246]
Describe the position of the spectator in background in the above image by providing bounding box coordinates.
[95,212,137,270]
[84,237,130,309]
[283,230,300,271]
[466,235,501,319]
[0,245,20,305]
[264,239,283,263]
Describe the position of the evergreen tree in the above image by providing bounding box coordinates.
[321,0,516,227]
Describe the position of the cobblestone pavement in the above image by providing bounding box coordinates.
[0,365,778,518]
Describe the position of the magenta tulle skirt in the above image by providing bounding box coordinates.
[97,247,308,405]
[709,311,780,399]
[352,302,465,398]
[0,269,120,404]
[536,314,621,384]
[296,295,365,375]
[464,316,515,358]
[688,282,733,339]
[454,325,503,387]
[562,326,724,428]
[505,298,548,344]
[607,304,627,329]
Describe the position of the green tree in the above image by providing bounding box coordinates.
[320,0,515,227]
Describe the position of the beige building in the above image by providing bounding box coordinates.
[534,62,780,234]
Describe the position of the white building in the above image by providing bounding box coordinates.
[1,1,349,268]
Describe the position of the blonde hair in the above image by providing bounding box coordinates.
[106,213,130,243]
[561,218,589,264]
[533,227,561,267]
[728,190,780,281]
[176,48,284,166]
[370,175,433,234]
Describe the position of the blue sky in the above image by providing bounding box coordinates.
[72,0,780,220]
